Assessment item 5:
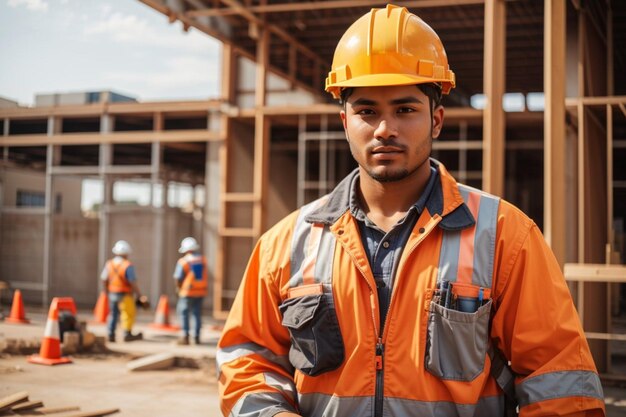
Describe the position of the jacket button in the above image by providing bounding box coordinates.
[419,227,426,233]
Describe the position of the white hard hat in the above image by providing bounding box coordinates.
[179,237,200,254]
[112,240,132,255]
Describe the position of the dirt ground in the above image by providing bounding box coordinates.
[0,308,223,416]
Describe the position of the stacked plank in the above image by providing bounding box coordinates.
[0,392,118,416]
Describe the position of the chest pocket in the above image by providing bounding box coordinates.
[280,199,345,377]
[280,290,344,376]
[425,186,500,382]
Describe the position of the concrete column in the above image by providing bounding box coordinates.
[204,141,220,314]
[42,143,54,306]
[98,114,113,280]
[150,141,165,304]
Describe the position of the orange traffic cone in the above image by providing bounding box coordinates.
[5,289,30,324]
[92,291,109,324]
[28,297,76,366]
[149,295,179,331]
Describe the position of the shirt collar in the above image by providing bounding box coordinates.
[349,167,438,224]
[305,159,475,231]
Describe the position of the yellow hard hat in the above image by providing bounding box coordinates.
[325,4,455,99]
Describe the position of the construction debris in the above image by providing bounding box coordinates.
[0,392,119,417]
[32,406,80,414]
[11,399,43,412]
[126,352,175,372]
[52,408,119,417]
[0,391,28,413]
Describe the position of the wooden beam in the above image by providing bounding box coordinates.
[482,0,506,196]
[208,0,320,61]
[190,0,485,16]
[565,95,626,107]
[0,130,223,146]
[564,263,626,283]
[544,0,567,265]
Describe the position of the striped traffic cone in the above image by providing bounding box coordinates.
[149,295,179,331]
[5,289,30,324]
[92,291,109,324]
[28,297,76,366]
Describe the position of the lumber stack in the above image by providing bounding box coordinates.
[0,391,118,416]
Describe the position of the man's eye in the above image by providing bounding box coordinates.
[356,108,375,115]
[398,107,416,113]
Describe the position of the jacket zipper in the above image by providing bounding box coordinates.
[373,216,441,417]
[375,337,384,417]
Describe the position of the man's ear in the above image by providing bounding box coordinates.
[431,105,444,139]
[340,110,347,130]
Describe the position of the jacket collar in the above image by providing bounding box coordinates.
[305,158,475,231]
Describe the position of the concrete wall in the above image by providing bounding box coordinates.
[0,97,19,108]
[0,214,98,306]
[2,167,82,217]
[0,208,196,309]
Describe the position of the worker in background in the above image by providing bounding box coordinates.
[173,237,208,345]
[101,240,144,342]
[217,4,605,417]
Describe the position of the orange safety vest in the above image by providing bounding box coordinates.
[177,254,208,298]
[217,160,604,417]
[106,258,132,293]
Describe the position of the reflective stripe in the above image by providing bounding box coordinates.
[516,370,604,407]
[457,189,480,285]
[302,224,323,285]
[437,226,461,283]
[263,372,297,403]
[298,392,505,417]
[471,189,499,288]
[298,393,371,417]
[216,342,293,376]
[438,185,500,289]
[230,392,297,417]
[43,318,59,339]
[290,196,329,288]
[314,224,336,285]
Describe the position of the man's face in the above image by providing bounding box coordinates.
[340,85,444,183]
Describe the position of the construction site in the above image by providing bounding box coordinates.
[1,0,626,415]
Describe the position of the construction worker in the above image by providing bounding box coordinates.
[173,237,208,345]
[101,240,144,342]
[218,5,605,417]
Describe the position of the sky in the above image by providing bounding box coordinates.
[0,0,223,106]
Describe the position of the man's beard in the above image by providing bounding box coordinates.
[358,138,432,183]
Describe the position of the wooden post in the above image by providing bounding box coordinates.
[482,0,506,197]
[253,27,269,238]
[543,0,567,265]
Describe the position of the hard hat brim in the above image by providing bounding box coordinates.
[326,73,454,98]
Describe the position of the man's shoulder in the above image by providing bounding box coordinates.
[261,209,301,243]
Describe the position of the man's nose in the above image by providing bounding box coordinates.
[374,118,398,140]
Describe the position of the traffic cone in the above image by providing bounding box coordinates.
[28,297,76,366]
[92,291,109,324]
[149,295,179,331]
[5,289,30,324]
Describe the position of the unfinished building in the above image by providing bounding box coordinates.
[1,0,625,378]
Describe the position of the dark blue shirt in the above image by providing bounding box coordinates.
[349,167,438,332]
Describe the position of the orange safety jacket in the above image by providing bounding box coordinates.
[177,253,208,298]
[218,160,605,417]
[106,258,132,293]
